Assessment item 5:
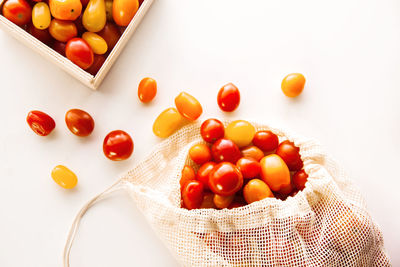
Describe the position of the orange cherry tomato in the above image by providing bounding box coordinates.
[200,192,216,209]
[260,154,290,191]
[182,180,204,210]
[112,0,139,26]
[200,118,225,143]
[97,22,121,51]
[243,179,273,204]
[49,19,78,42]
[196,161,216,190]
[86,54,106,75]
[49,0,82,21]
[211,138,241,164]
[189,143,212,165]
[2,0,31,26]
[236,157,261,179]
[253,130,279,152]
[65,38,94,69]
[174,92,203,121]
[217,83,240,112]
[180,165,196,190]
[209,162,243,196]
[281,73,306,98]
[138,77,157,103]
[103,130,134,161]
[276,140,303,171]
[65,109,95,137]
[26,110,56,136]
[241,146,264,162]
[213,194,234,209]
[293,169,308,190]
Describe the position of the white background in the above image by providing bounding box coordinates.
[1,0,399,266]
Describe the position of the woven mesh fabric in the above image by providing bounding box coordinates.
[119,121,390,267]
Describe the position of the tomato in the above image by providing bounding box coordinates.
[225,120,255,148]
[200,118,224,143]
[293,169,308,190]
[276,140,303,171]
[281,73,306,98]
[65,38,94,69]
[52,41,66,56]
[49,0,82,20]
[211,138,241,163]
[51,165,78,189]
[213,194,234,209]
[182,180,204,210]
[189,144,211,165]
[240,146,264,162]
[209,162,243,196]
[243,179,273,204]
[236,157,261,179]
[86,54,105,75]
[105,0,113,21]
[180,165,196,190]
[260,154,290,191]
[26,110,56,136]
[65,109,95,137]
[138,77,157,103]
[112,0,139,26]
[277,182,294,196]
[196,161,216,190]
[174,92,203,121]
[217,83,240,112]
[82,0,106,32]
[152,108,185,138]
[103,130,134,161]
[82,32,108,54]
[32,2,51,30]
[253,130,279,152]
[97,22,120,51]
[28,24,53,45]
[200,192,216,209]
[2,0,32,26]
[49,19,78,42]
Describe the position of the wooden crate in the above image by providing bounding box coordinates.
[0,0,154,90]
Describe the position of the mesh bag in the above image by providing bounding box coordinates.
[63,121,391,267]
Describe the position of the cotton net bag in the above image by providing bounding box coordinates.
[63,121,390,267]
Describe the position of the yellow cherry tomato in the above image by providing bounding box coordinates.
[32,2,51,30]
[105,0,113,21]
[83,0,106,32]
[260,154,290,191]
[243,179,274,204]
[49,0,82,21]
[281,73,306,98]
[112,0,138,26]
[225,120,256,148]
[49,19,77,42]
[153,108,186,138]
[82,32,108,54]
[51,165,78,189]
[174,92,203,121]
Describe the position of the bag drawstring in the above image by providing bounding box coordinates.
[63,179,127,267]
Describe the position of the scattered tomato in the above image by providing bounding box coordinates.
[2,0,32,26]
[103,130,133,161]
[51,165,78,189]
[49,0,82,21]
[26,110,56,136]
[236,157,261,179]
[32,2,51,30]
[281,73,306,98]
[49,19,78,42]
[65,38,94,69]
[152,108,185,138]
[243,179,273,204]
[211,138,241,164]
[65,108,95,137]
[175,92,203,121]
[293,169,308,190]
[225,120,255,148]
[252,130,279,152]
[240,146,264,162]
[209,162,243,196]
[189,143,212,165]
[180,165,196,190]
[260,154,290,191]
[86,54,106,75]
[112,0,139,26]
[213,194,234,209]
[276,140,303,171]
[138,77,157,103]
[200,118,225,143]
[82,0,106,32]
[182,180,204,210]
[196,161,216,190]
[217,83,240,112]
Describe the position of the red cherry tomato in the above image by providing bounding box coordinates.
[200,118,225,143]
[217,83,240,112]
[209,162,243,196]
[293,169,308,190]
[65,109,95,137]
[52,41,66,56]
[86,54,106,76]
[103,130,133,161]
[2,0,32,26]
[65,38,94,70]
[189,144,212,165]
[196,162,216,190]
[26,110,56,136]
[276,140,303,171]
[180,165,196,190]
[28,24,53,45]
[182,180,204,210]
[236,157,261,179]
[211,138,241,164]
[252,130,279,152]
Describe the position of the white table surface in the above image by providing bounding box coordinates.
[1,0,399,266]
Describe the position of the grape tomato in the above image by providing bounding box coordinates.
[138,77,157,103]
[65,108,94,137]
[112,0,139,26]
[51,165,78,189]
[182,180,204,210]
[240,146,264,162]
[175,92,203,121]
[26,110,56,136]
[65,38,94,69]
[243,179,273,204]
[217,83,240,112]
[82,32,108,55]
[152,108,185,138]
[260,154,290,191]
[32,2,51,30]
[180,165,196,190]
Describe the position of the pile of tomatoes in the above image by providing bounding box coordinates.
[180,119,309,209]
[1,0,142,74]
